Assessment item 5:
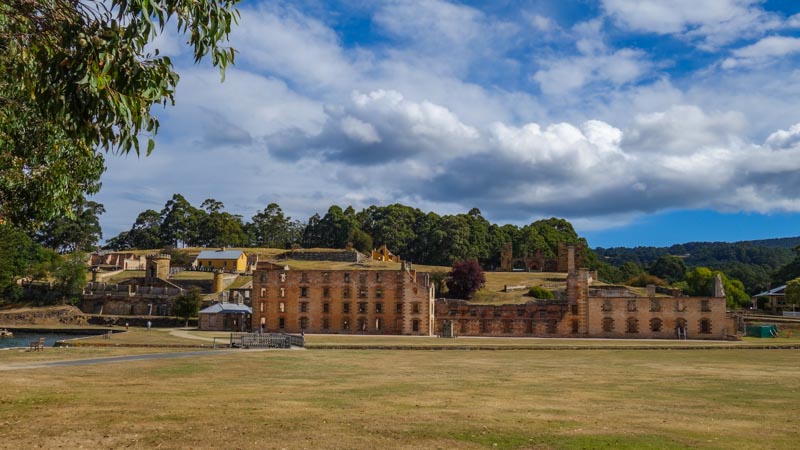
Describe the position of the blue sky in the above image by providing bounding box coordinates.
[96,0,800,248]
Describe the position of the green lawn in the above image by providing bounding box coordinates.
[0,348,797,448]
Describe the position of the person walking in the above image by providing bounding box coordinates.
[146,320,152,331]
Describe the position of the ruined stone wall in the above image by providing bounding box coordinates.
[79,295,177,316]
[585,295,727,340]
[434,266,728,340]
[556,243,585,272]
[251,266,433,335]
[433,299,581,337]
[500,243,513,271]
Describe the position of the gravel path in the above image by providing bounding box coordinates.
[0,349,246,371]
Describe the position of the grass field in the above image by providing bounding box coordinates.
[72,328,216,347]
[0,346,197,364]
[65,328,800,349]
[0,348,797,449]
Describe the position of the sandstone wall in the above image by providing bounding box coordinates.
[251,266,433,335]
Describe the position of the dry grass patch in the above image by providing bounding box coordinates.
[74,328,214,347]
[169,271,214,281]
[104,270,144,284]
[0,347,191,364]
[304,334,800,348]
[0,349,798,449]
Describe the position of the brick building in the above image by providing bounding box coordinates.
[436,270,728,340]
[251,261,435,335]
[436,247,730,340]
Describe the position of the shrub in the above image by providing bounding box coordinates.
[527,285,554,299]
[625,273,667,287]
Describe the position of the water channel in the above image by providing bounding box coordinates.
[0,332,91,349]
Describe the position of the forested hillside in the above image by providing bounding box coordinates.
[104,196,588,268]
[595,239,800,294]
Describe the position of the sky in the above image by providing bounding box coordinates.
[95,0,800,248]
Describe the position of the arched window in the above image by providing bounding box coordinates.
[626,317,638,333]
[602,317,614,332]
[650,318,663,332]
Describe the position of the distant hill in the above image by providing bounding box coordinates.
[738,236,800,249]
[594,237,800,294]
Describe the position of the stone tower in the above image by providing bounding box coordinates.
[212,270,225,294]
[145,254,171,285]
[567,268,591,335]
[500,242,513,271]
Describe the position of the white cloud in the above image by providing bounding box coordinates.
[340,116,381,144]
[722,36,800,69]
[623,105,747,154]
[232,3,360,94]
[530,14,556,33]
[96,1,800,238]
[372,0,517,76]
[765,123,800,149]
[602,0,782,49]
[533,21,651,96]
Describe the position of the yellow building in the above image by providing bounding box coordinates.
[371,245,401,263]
[195,249,248,272]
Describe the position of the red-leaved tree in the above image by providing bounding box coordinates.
[446,259,486,299]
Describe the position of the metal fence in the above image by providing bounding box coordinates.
[229,332,305,349]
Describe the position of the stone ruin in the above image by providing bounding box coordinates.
[499,242,585,272]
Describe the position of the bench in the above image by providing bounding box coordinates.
[503,284,528,292]
[29,337,46,352]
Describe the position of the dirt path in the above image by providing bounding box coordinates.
[168,328,217,342]
[0,349,250,371]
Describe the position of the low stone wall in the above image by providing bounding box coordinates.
[86,315,196,327]
[0,306,88,326]
[276,249,366,263]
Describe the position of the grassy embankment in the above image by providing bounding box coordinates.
[0,348,798,449]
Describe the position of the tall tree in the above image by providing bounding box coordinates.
[0,224,45,300]
[650,255,688,284]
[196,199,246,247]
[34,198,105,253]
[785,277,800,312]
[125,210,163,249]
[174,287,202,327]
[0,0,241,227]
[160,194,200,248]
[249,203,293,248]
[53,252,88,299]
[685,267,749,308]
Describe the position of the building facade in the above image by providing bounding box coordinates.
[251,262,435,335]
[199,303,252,331]
[435,269,730,340]
[194,249,248,272]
